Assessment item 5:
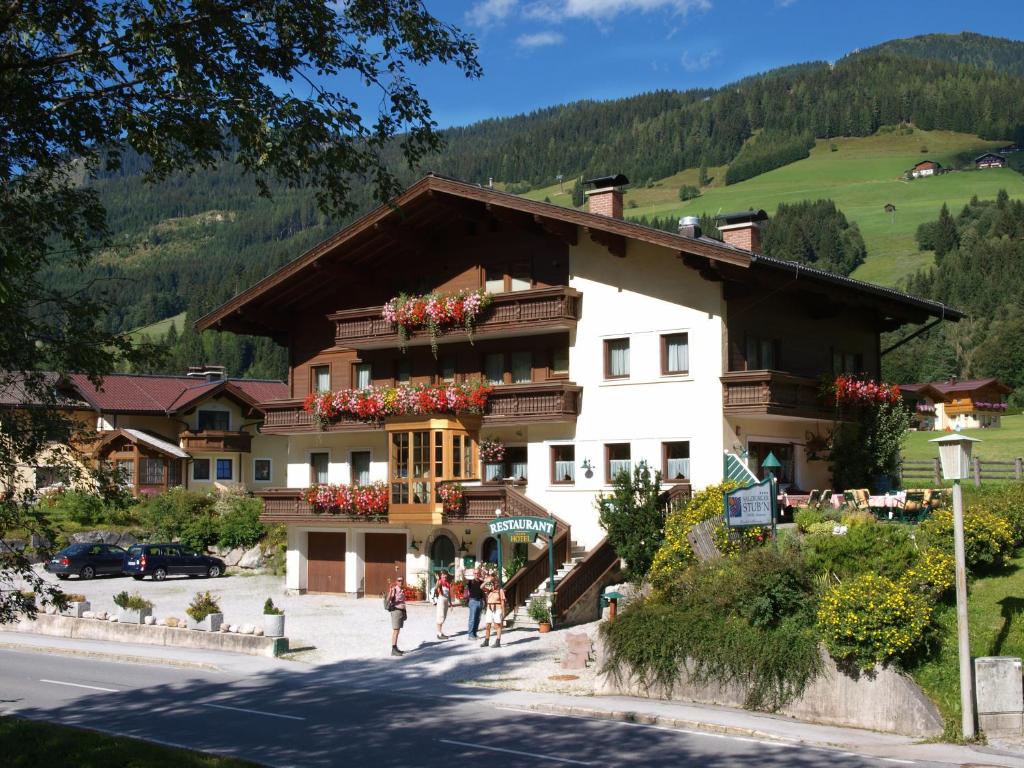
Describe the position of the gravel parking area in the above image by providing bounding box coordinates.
[24,566,601,694]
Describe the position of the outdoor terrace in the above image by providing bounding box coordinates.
[721,369,837,421]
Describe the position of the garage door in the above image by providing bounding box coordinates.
[308,532,346,594]
[364,532,406,597]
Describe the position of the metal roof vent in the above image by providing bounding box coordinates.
[678,216,701,238]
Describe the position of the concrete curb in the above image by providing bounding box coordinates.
[0,640,222,672]
[15,614,289,658]
[523,702,806,745]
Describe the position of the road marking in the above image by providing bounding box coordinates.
[439,738,595,765]
[881,760,915,765]
[40,679,118,693]
[202,702,306,721]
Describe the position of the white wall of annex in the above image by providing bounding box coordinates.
[283,432,388,488]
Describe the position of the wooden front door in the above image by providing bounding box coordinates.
[364,532,406,597]
[307,532,346,594]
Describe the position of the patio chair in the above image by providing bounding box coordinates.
[820,489,833,509]
[806,489,821,510]
[842,490,856,509]
[902,490,926,523]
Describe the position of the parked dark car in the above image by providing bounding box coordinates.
[44,543,127,580]
[123,544,225,580]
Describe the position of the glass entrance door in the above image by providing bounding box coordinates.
[429,536,456,593]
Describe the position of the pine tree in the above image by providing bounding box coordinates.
[571,176,584,208]
[933,203,960,262]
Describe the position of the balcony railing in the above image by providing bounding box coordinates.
[178,430,253,453]
[722,369,837,421]
[257,488,389,526]
[329,286,582,349]
[260,382,582,434]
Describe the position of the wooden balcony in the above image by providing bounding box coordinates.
[329,286,582,350]
[178,430,253,453]
[721,369,837,421]
[257,488,389,526]
[260,382,582,434]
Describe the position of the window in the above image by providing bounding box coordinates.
[197,409,230,431]
[485,264,532,293]
[140,457,165,485]
[484,353,505,385]
[509,268,531,291]
[310,452,329,485]
[662,333,689,375]
[34,466,67,489]
[745,336,779,370]
[604,338,630,379]
[192,458,210,481]
[395,359,411,384]
[606,443,631,482]
[484,446,528,482]
[168,461,182,487]
[551,445,575,484]
[551,346,569,377]
[254,459,272,483]
[832,350,864,375]
[216,458,233,481]
[662,442,691,482]
[117,459,135,486]
[485,267,506,294]
[748,442,794,486]
[440,355,457,383]
[510,351,532,384]
[350,451,370,486]
[312,365,331,393]
[354,363,372,389]
[389,427,476,506]
[390,433,409,503]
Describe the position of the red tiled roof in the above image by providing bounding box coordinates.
[929,378,1011,395]
[66,373,287,414]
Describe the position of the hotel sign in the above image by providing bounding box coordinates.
[488,516,556,539]
[724,478,775,528]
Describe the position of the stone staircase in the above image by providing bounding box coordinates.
[510,540,586,629]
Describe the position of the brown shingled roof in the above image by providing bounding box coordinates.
[66,373,287,414]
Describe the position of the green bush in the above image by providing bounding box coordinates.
[596,462,666,582]
[794,508,824,532]
[900,547,955,599]
[649,481,740,589]
[215,493,265,549]
[186,591,221,622]
[919,507,1015,572]
[803,522,918,582]
[527,597,551,624]
[112,591,153,611]
[45,491,107,526]
[805,521,837,537]
[603,545,821,711]
[963,484,1024,546]
[138,488,216,544]
[263,598,283,615]
[818,573,932,671]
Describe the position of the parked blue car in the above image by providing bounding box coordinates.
[44,543,127,580]
[123,543,225,581]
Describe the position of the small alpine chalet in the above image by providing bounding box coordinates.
[198,173,961,617]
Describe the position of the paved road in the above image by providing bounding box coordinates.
[0,647,955,768]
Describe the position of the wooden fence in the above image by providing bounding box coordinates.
[901,457,1024,487]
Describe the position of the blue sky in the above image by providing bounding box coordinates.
[400,0,1024,128]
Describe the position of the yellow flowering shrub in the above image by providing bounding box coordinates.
[900,547,954,598]
[919,507,1014,572]
[818,573,932,671]
[649,481,739,590]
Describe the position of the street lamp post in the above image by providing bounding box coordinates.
[929,433,981,739]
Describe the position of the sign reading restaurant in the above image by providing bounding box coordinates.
[723,478,776,528]
[488,516,556,538]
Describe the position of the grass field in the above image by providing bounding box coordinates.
[909,550,1024,739]
[521,128,1024,287]
[128,311,186,342]
[903,415,1024,463]
[0,717,258,768]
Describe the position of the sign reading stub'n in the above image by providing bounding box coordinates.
[723,478,775,528]
[488,516,556,539]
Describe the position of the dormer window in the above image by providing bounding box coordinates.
[197,410,229,431]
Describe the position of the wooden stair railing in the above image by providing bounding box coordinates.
[503,526,569,618]
[552,536,620,623]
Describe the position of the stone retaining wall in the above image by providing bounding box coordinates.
[596,642,944,738]
[12,613,288,658]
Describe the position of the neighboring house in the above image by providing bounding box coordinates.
[975,152,1007,169]
[899,378,1013,431]
[197,172,961,604]
[2,367,288,497]
[910,160,941,178]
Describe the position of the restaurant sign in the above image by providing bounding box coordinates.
[723,478,776,528]
[488,516,556,539]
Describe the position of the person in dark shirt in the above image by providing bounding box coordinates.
[464,569,484,639]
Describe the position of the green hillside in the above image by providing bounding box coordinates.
[128,312,186,343]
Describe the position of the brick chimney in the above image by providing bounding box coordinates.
[584,174,629,218]
[715,209,768,254]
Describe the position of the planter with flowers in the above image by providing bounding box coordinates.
[383,289,493,357]
[480,437,506,480]
[304,481,389,519]
[436,482,465,516]
[263,597,285,638]
[303,380,493,429]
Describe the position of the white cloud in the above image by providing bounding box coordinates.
[680,48,719,72]
[466,0,518,27]
[526,0,710,22]
[517,31,567,48]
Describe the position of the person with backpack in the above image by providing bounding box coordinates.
[433,570,453,640]
[480,574,506,648]
[385,576,408,656]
